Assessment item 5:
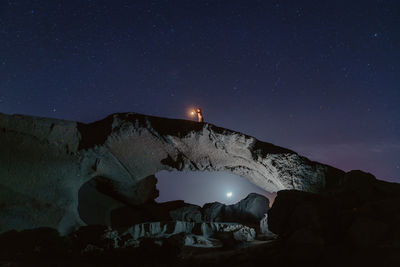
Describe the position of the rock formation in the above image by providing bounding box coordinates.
[0,112,344,234]
[111,193,268,232]
[118,221,256,246]
[203,193,270,224]
[267,170,400,249]
[110,200,188,227]
[169,204,203,223]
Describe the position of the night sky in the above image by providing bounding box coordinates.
[1,1,399,204]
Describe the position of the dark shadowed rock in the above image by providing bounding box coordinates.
[88,175,159,208]
[202,202,225,222]
[267,190,333,237]
[287,228,324,247]
[169,204,202,222]
[212,231,238,249]
[111,193,268,228]
[162,232,186,255]
[334,170,377,203]
[202,193,269,225]
[224,193,270,223]
[68,225,109,252]
[0,227,68,260]
[110,200,187,227]
[285,228,325,264]
[347,217,388,247]
[268,170,400,250]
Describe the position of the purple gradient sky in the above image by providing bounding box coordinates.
[1,0,399,203]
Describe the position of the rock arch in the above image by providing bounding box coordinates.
[0,112,344,234]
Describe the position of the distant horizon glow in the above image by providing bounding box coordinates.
[156,170,276,206]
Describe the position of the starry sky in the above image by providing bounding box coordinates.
[1,0,399,204]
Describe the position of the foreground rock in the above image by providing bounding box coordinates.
[1,225,400,267]
[268,170,400,250]
[0,228,68,260]
[110,193,269,234]
[0,112,344,233]
[117,221,256,247]
[110,200,188,227]
[0,221,256,260]
[169,204,203,223]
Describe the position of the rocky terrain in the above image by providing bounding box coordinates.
[0,112,342,234]
[102,192,271,248]
[111,192,269,226]
[1,112,399,266]
[266,170,400,265]
[1,170,399,267]
[0,193,275,266]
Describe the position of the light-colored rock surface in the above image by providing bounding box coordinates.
[259,213,276,238]
[121,221,254,240]
[110,221,256,248]
[228,224,256,241]
[184,234,220,247]
[0,112,344,234]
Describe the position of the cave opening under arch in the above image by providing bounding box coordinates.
[78,170,277,226]
[155,170,276,206]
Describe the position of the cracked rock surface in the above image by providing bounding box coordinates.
[0,112,344,234]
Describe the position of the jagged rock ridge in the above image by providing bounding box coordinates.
[0,112,344,234]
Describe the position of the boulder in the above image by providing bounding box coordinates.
[202,193,269,225]
[169,204,202,223]
[231,225,256,241]
[202,202,225,221]
[208,223,256,242]
[225,193,270,223]
[267,190,329,237]
[183,234,220,247]
[268,170,400,249]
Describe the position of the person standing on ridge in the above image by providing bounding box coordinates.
[190,107,204,122]
[196,108,204,122]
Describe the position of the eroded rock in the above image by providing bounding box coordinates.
[0,112,343,233]
[201,193,269,226]
[268,170,400,249]
[169,204,202,223]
